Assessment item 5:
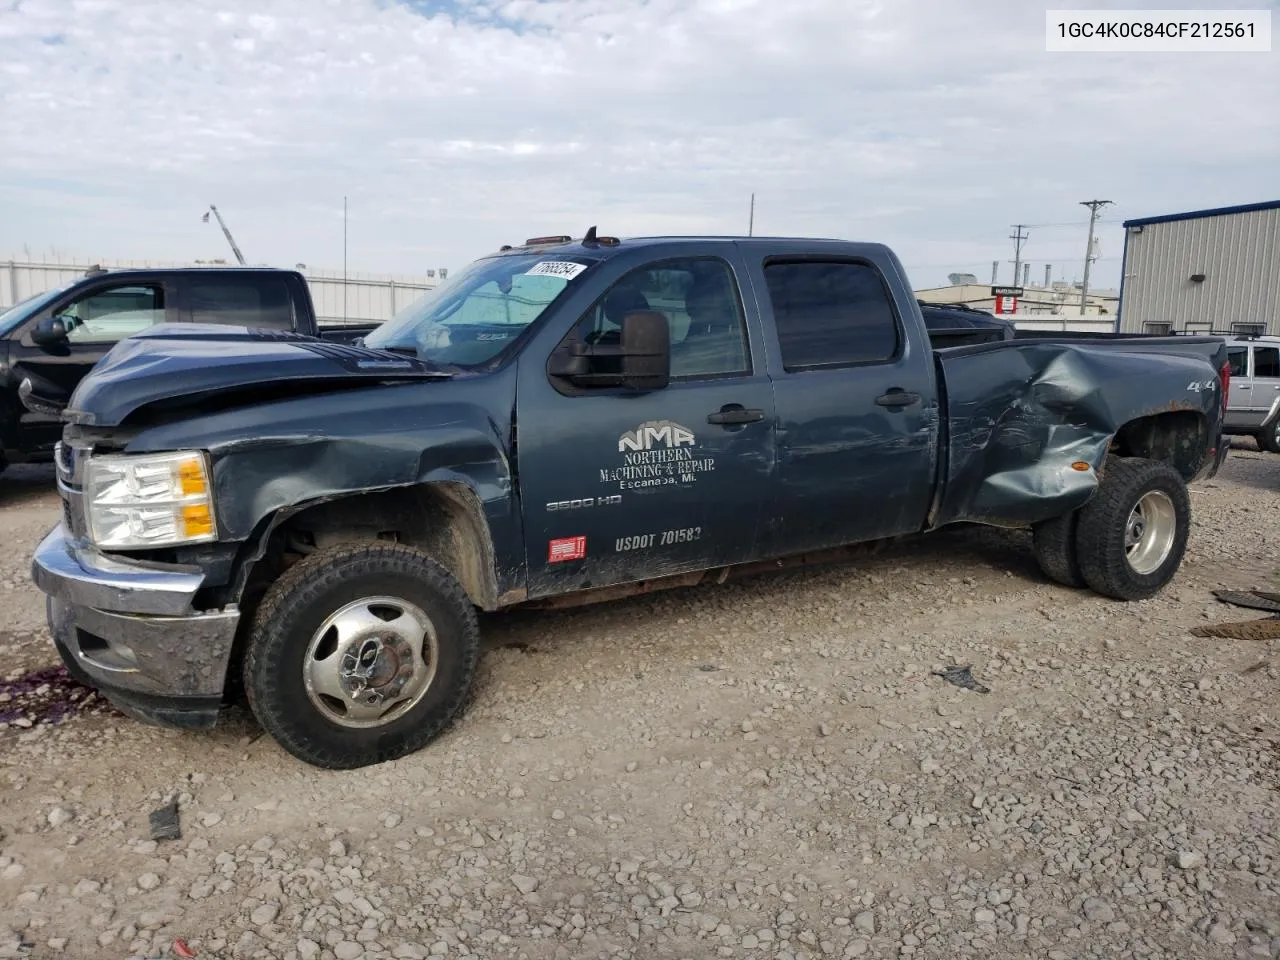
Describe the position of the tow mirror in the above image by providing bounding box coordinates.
[31,316,68,347]
[549,310,670,391]
[617,310,670,391]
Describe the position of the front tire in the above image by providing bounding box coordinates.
[1258,421,1280,454]
[244,543,479,769]
[1076,458,1190,601]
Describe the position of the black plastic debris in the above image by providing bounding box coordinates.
[1212,589,1280,614]
[149,797,182,842]
[932,665,991,694]
[698,664,720,672]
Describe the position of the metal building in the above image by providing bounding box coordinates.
[1117,199,1280,335]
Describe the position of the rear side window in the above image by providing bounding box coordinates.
[1227,347,1247,377]
[1254,346,1280,378]
[763,261,899,370]
[187,275,294,329]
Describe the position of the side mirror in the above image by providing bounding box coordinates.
[549,310,670,391]
[31,316,68,347]
[617,310,670,391]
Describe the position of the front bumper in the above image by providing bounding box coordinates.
[32,524,239,729]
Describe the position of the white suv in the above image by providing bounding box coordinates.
[1224,336,1280,452]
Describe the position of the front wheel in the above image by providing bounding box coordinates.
[1258,421,1280,454]
[1076,458,1190,601]
[244,543,479,769]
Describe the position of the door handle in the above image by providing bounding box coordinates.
[707,406,764,425]
[875,390,921,408]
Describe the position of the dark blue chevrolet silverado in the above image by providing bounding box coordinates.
[31,233,1231,768]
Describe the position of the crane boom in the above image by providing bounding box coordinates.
[207,205,246,265]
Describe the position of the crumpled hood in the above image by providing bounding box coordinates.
[66,323,449,426]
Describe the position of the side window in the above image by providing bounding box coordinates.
[1227,347,1247,378]
[570,258,750,380]
[187,275,294,330]
[1254,347,1280,379]
[58,284,165,343]
[763,261,900,370]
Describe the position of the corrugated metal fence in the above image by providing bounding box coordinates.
[1,256,441,326]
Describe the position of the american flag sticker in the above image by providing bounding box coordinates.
[548,536,587,563]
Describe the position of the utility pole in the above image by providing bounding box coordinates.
[343,195,348,323]
[1008,225,1029,287]
[748,194,755,237]
[1079,199,1112,315]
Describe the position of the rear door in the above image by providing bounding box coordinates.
[744,250,939,557]
[1249,344,1280,423]
[516,249,776,598]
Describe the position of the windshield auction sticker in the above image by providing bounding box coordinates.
[526,261,588,280]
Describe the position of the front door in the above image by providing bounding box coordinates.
[9,281,173,454]
[516,253,775,598]
[744,253,940,557]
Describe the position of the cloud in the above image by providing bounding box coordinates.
[0,0,1276,288]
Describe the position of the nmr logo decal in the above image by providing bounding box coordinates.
[618,420,696,453]
[601,420,716,491]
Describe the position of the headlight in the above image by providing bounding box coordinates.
[85,451,217,549]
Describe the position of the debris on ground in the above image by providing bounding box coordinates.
[148,797,182,842]
[1212,589,1280,613]
[932,664,991,693]
[0,665,112,729]
[1190,618,1280,640]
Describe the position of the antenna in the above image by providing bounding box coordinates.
[583,225,598,243]
[748,194,755,237]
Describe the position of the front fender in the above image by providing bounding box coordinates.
[123,376,523,596]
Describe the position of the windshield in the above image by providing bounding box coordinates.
[365,253,597,367]
[0,285,69,337]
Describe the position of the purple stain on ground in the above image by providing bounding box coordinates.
[0,665,115,726]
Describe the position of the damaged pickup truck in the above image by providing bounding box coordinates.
[31,233,1231,768]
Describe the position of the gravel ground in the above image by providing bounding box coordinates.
[0,452,1277,960]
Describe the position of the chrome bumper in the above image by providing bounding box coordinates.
[32,524,238,710]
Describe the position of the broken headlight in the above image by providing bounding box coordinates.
[84,451,217,549]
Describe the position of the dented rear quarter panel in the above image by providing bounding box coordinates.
[933,336,1227,529]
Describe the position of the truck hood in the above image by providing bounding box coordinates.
[65,323,451,427]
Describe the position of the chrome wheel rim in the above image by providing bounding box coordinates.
[1124,491,1177,576]
[303,596,437,728]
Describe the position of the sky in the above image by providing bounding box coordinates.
[1,0,1277,290]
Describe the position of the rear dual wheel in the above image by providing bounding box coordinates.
[1032,457,1190,601]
